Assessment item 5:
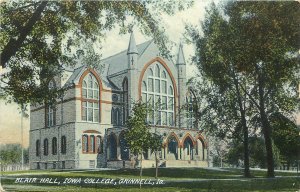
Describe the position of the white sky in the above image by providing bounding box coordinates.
[0,1,299,147]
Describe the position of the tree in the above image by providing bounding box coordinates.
[210,138,228,168]
[0,0,193,106]
[186,5,252,177]
[226,136,281,169]
[0,144,29,165]
[125,102,152,189]
[149,133,162,178]
[188,1,300,177]
[271,112,300,170]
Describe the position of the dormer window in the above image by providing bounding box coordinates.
[82,73,100,122]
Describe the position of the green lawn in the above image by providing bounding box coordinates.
[1,168,300,191]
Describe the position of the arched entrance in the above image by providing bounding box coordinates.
[196,138,205,160]
[183,136,194,160]
[167,135,179,160]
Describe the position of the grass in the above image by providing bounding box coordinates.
[1,168,299,191]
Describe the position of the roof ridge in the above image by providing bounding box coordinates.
[102,40,153,61]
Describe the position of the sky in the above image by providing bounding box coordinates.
[0,1,214,148]
[0,1,299,148]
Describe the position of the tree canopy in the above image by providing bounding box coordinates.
[187,1,299,177]
[0,0,193,106]
[271,112,300,168]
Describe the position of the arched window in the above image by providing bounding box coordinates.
[90,135,95,153]
[52,137,57,155]
[141,63,175,126]
[36,140,40,156]
[82,73,100,122]
[116,108,121,125]
[61,136,66,154]
[123,78,128,123]
[43,139,48,156]
[111,108,120,126]
[186,90,198,129]
[46,80,56,127]
[82,135,88,153]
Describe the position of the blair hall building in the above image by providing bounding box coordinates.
[29,32,209,169]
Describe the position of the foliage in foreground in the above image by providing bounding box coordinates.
[187,1,300,177]
[0,1,193,107]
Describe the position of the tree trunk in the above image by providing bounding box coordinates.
[139,153,143,189]
[261,113,275,177]
[232,69,250,177]
[155,150,158,178]
[241,115,250,177]
[257,69,275,178]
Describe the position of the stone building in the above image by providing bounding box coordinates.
[29,32,208,169]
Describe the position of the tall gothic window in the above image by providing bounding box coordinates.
[186,90,198,129]
[61,136,66,154]
[141,63,175,126]
[46,80,56,127]
[82,73,100,122]
[123,78,128,123]
[43,139,48,156]
[52,137,57,155]
[112,108,121,126]
[36,140,40,156]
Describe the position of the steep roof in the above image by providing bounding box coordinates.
[62,39,154,88]
[105,40,153,76]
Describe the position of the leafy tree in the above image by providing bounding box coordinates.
[149,133,162,178]
[226,136,281,169]
[0,144,28,165]
[0,0,193,107]
[187,1,300,177]
[210,139,228,168]
[186,5,252,177]
[125,102,152,188]
[271,112,300,170]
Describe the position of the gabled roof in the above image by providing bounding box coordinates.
[105,40,153,76]
[62,38,155,89]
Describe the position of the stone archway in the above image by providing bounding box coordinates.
[183,136,194,160]
[195,134,207,161]
[167,135,179,160]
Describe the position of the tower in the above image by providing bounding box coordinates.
[127,31,139,114]
[176,43,187,128]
